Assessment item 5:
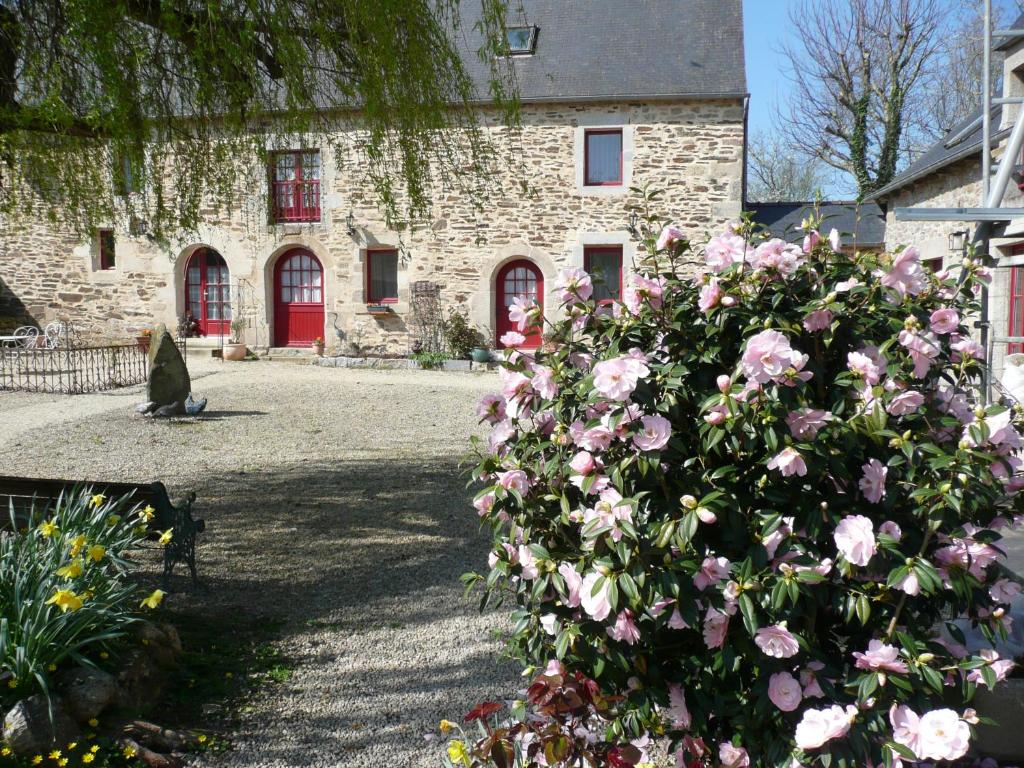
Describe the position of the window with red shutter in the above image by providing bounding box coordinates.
[271,150,321,223]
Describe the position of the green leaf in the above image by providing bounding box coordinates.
[920,664,944,694]
[738,593,758,636]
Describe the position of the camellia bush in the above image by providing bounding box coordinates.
[459,198,1024,768]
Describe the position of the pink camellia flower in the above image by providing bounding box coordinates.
[508,296,538,332]
[530,365,558,400]
[705,233,748,272]
[893,706,971,761]
[802,230,820,253]
[930,307,960,335]
[694,555,731,590]
[882,246,926,298]
[702,606,730,649]
[803,309,833,332]
[657,225,686,251]
[704,409,726,426]
[752,238,804,276]
[834,515,877,566]
[717,375,732,393]
[555,267,593,303]
[951,336,985,362]
[718,743,749,768]
[767,447,807,477]
[967,649,1015,689]
[859,459,887,503]
[879,521,902,540]
[895,570,920,596]
[899,328,941,378]
[741,330,811,385]
[800,663,825,699]
[990,578,1023,603]
[767,671,803,712]
[607,609,641,645]
[558,562,583,607]
[887,390,925,416]
[795,705,856,750]
[890,705,923,758]
[517,545,539,579]
[473,492,496,517]
[786,408,830,440]
[497,469,531,495]
[829,229,841,251]
[623,274,666,315]
[853,639,909,674]
[847,350,882,385]
[699,278,722,312]
[488,419,515,453]
[634,414,672,451]
[668,683,692,729]
[569,450,596,476]
[476,394,507,424]
[580,570,612,621]
[578,424,614,452]
[755,624,800,658]
[592,355,650,401]
[499,331,527,348]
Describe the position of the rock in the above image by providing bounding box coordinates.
[135,401,157,414]
[136,622,182,668]
[59,667,118,723]
[3,694,80,756]
[147,324,190,408]
[116,649,165,712]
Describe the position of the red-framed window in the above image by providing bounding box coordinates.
[98,229,116,270]
[367,249,399,303]
[584,129,623,186]
[583,245,623,302]
[1010,251,1024,354]
[271,150,321,223]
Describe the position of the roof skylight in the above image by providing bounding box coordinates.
[506,26,538,55]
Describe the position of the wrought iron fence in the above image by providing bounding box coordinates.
[0,340,186,394]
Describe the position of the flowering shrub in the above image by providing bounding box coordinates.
[0,489,164,707]
[464,200,1024,768]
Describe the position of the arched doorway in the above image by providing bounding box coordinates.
[496,259,543,348]
[274,249,324,347]
[185,248,231,336]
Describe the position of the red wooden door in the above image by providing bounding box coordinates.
[496,259,543,348]
[274,249,324,347]
[185,249,231,336]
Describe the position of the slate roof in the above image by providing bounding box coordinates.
[748,201,887,247]
[870,105,1008,200]
[456,0,747,102]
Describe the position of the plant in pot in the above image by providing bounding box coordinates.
[442,309,485,360]
[223,317,248,361]
[135,327,152,353]
[311,336,325,356]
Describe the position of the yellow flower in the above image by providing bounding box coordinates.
[439,719,455,734]
[197,734,207,744]
[48,750,61,760]
[105,514,120,527]
[123,745,137,758]
[89,494,106,508]
[1,745,11,755]
[157,528,173,545]
[7,678,17,688]
[58,758,68,766]
[98,652,108,659]
[69,534,87,558]
[87,545,105,563]
[81,754,95,764]
[447,740,470,767]
[67,742,77,750]
[46,590,84,612]
[38,519,58,537]
[47,663,57,672]
[89,745,99,752]
[56,559,84,579]
[138,505,155,522]
[140,589,165,610]
[32,756,42,765]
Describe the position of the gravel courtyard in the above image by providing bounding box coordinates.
[0,359,519,767]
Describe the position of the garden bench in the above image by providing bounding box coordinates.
[0,474,205,587]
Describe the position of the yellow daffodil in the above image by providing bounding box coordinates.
[45,590,84,613]
[140,589,165,610]
[56,559,84,579]
[89,494,105,508]
[82,754,95,764]
[158,529,173,545]
[48,750,61,760]
[123,745,137,758]
[38,519,58,537]
[69,534,87,558]
[105,514,120,527]
[87,544,105,563]
[138,505,155,522]
[439,719,454,734]
[447,740,470,767]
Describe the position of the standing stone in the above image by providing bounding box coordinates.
[147,324,190,412]
[3,694,80,756]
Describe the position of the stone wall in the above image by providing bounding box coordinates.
[0,98,744,353]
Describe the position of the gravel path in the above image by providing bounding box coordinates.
[0,359,519,767]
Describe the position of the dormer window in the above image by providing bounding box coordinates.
[506,26,538,55]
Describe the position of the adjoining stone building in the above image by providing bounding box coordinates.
[0,0,746,355]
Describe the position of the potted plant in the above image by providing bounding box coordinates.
[222,318,248,361]
[470,343,491,363]
[135,328,152,353]
[311,336,325,356]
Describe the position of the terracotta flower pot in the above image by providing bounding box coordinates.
[222,342,247,361]
[311,343,325,357]
[136,336,151,353]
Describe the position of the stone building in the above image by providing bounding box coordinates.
[0,0,746,355]
[871,20,1024,382]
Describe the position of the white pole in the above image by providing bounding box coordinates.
[983,0,992,203]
